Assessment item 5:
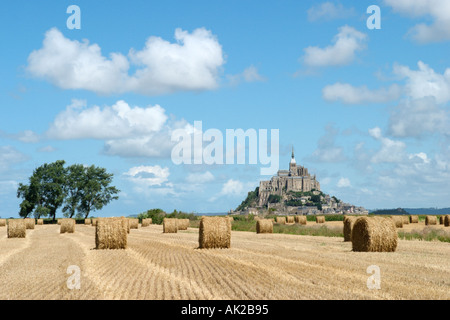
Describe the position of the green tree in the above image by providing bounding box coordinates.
[77,165,120,219]
[62,164,85,218]
[17,160,67,221]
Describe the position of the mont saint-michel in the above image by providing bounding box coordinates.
[235,149,368,216]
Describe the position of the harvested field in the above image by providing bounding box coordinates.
[0,223,448,299]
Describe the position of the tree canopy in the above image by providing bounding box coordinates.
[17,161,120,220]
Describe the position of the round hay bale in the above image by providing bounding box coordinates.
[60,218,75,234]
[444,215,450,227]
[256,219,273,234]
[351,217,397,252]
[95,217,128,249]
[141,218,152,227]
[163,218,178,233]
[199,216,231,249]
[91,219,98,227]
[0,219,6,227]
[37,219,43,225]
[295,216,307,225]
[391,216,403,228]
[25,218,35,230]
[177,219,190,230]
[276,216,286,224]
[410,215,418,223]
[343,216,357,242]
[129,218,139,229]
[439,216,444,225]
[425,216,437,225]
[316,216,325,224]
[57,219,62,225]
[7,219,26,238]
[85,218,91,225]
[286,216,294,224]
[402,216,410,225]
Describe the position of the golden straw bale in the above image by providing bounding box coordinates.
[85,219,91,225]
[0,219,6,227]
[256,219,273,234]
[410,215,418,223]
[343,216,357,242]
[425,216,437,225]
[60,218,75,233]
[295,216,307,225]
[129,218,139,229]
[91,219,98,227]
[163,218,178,233]
[316,216,325,224]
[7,219,26,238]
[391,216,403,228]
[286,216,294,224]
[352,217,397,252]
[141,218,152,227]
[25,218,35,229]
[439,216,444,225]
[57,219,62,225]
[177,219,190,230]
[37,219,43,225]
[199,216,231,249]
[403,216,410,225]
[276,217,286,224]
[444,215,450,227]
[95,217,128,249]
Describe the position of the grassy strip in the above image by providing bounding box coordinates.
[398,229,450,243]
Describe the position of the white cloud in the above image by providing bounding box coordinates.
[322,83,402,104]
[384,0,450,43]
[124,165,170,187]
[0,146,28,172]
[393,61,450,104]
[303,25,366,67]
[369,127,406,163]
[227,65,266,86]
[186,171,214,184]
[337,177,351,188]
[27,27,225,95]
[307,2,355,21]
[388,97,449,138]
[14,130,40,143]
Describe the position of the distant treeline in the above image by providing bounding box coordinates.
[371,208,450,215]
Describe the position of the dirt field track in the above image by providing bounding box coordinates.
[0,223,449,300]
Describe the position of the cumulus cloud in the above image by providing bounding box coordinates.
[307,2,355,21]
[27,27,225,95]
[388,97,449,138]
[124,165,170,187]
[303,25,366,67]
[369,127,407,163]
[384,0,450,43]
[309,124,347,163]
[322,83,402,104]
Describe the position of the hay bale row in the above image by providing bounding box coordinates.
[391,216,403,228]
[425,216,437,226]
[402,216,410,225]
[177,219,190,230]
[0,219,6,227]
[7,219,26,238]
[410,215,418,223]
[343,216,357,242]
[351,217,397,252]
[316,216,325,224]
[85,218,91,225]
[444,215,450,227]
[37,219,43,225]
[95,217,128,249]
[276,217,286,224]
[129,218,139,229]
[286,216,294,224]
[295,216,307,225]
[163,218,178,233]
[141,218,152,227]
[25,218,35,229]
[199,216,231,249]
[60,218,75,234]
[256,219,273,234]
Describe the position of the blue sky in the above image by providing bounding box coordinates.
[2,0,450,218]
